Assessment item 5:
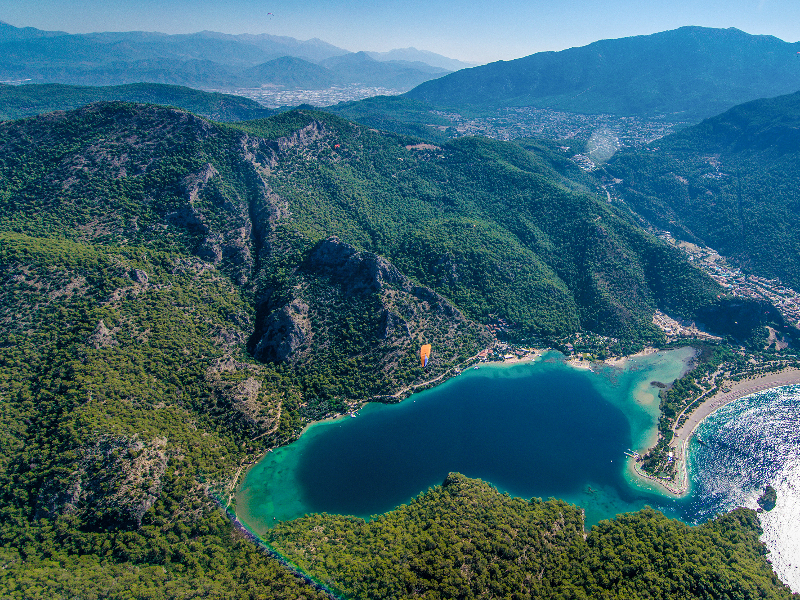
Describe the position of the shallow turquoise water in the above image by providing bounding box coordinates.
[236,348,800,591]
[236,349,694,528]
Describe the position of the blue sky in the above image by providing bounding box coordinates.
[1,0,798,63]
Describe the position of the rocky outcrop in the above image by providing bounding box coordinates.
[304,236,405,293]
[252,299,311,362]
[130,268,148,284]
[87,319,117,349]
[35,434,168,529]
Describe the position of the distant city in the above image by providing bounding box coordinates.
[218,86,687,149]
[432,107,686,146]
[218,85,404,108]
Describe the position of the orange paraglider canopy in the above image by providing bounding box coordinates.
[420,344,431,367]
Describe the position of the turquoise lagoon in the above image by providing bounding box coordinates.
[237,347,800,590]
[236,348,694,529]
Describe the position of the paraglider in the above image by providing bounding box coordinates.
[420,344,431,368]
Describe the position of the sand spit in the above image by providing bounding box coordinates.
[644,368,800,497]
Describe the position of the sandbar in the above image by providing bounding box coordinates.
[650,368,800,496]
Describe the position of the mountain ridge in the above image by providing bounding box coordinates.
[0,22,458,92]
[604,89,800,292]
[405,26,800,120]
[0,82,275,122]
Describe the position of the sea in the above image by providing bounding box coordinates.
[236,348,800,592]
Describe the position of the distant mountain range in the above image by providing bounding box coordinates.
[0,82,276,122]
[366,48,477,71]
[405,26,800,121]
[0,21,468,92]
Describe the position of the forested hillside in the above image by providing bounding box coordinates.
[0,102,775,598]
[0,233,329,598]
[0,82,275,122]
[233,110,721,345]
[0,102,722,351]
[266,473,793,599]
[605,90,800,289]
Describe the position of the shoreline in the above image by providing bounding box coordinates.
[643,368,800,497]
[240,345,797,503]
[233,348,546,493]
[604,346,661,368]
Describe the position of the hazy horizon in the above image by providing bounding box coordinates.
[1,0,799,64]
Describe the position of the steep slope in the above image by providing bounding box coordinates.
[235,110,720,345]
[0,102,720,350]
[319,51,451,89]
[406,27,800,120]
[0,82,275,122]
[239,54,450,92]
[366,47,476,71]
[0,232,329,599]
[605,90,800,290]
[0,102,487,400]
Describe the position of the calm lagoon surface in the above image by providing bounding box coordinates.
[236,348,800,590]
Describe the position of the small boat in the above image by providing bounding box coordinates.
[351,412,358,418]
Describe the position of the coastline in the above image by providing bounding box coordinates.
[240,345,799,504]
[234,349,542,493]
[604,346,661,368]
[645,368,800,497]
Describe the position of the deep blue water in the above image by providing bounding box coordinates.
[236,351,800,591]
[237,351,691,527]
[295,361,632,516]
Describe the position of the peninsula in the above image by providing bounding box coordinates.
[634,362,800,496]
[667,368,800,496]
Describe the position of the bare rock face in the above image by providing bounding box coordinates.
[304,236,405,293]
[252,299,310,362]
[130,268,148,284]
[87,319,117,349]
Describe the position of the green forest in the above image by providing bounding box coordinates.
[0,101,794,598]
[267,473,792,600]
[606,90,800,290]
[0,82,275,123]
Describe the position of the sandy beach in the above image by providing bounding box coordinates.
[651,368,800,496]
[604,346,660,368]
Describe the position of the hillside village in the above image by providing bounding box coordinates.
[657,232,800,330]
